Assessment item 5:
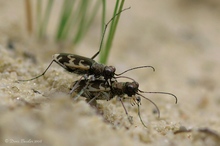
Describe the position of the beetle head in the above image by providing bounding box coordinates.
[103,66,116,80]
[125,81,139,96]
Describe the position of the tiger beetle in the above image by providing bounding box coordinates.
[18,7,156,93]
[70,77,178,127]
[18,8,131,83]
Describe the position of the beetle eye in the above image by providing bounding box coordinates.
[105,68,111,74]
[127,84,133,91]
[134,82,139,88]
[110,66,116,73]
[104,66,115,78]
[132,82,139,90]
[125,83,136,96]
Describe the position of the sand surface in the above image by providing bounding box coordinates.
[0,1,220,146]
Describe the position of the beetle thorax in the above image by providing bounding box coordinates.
[111,82,125,96]
[90,62,105,77]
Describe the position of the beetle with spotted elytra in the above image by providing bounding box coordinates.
[70,77,178,127]
[18,7,155,87]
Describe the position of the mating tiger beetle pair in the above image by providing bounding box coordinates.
[18,8,177,127]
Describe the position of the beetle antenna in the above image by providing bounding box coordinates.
[132,96,148,128]
[115,65,155,76]
[138,90,178,104]
[91,7,131,59]
[137,93,160,118]
[115,75,136,82]
[137,102,148,128]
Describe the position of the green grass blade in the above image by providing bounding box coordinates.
[33,0,107,52]
[72,0,89,44]
[71,0,102,45]
[56,0,75,41]
[101,0,106,35]
[82,0,101,41]
[60,0,82,41]
[99,0,125,64]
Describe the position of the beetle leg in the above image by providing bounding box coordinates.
[119,97,133,125]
